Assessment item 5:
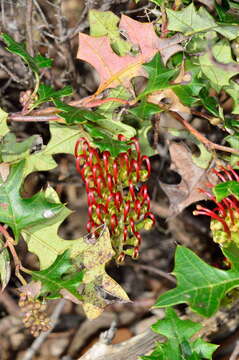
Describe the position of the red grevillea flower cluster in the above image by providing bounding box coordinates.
[193,164,239,245]
[74,135,155,262]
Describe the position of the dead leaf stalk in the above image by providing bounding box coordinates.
[168,110,239,155]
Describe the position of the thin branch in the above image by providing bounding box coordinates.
[0,225,27,285]
[21,299,66,360]
[26,0,34,56]
[168,110,239,155]
[134,263,177,284]
[9,114,59,122]
[0,63,22,83]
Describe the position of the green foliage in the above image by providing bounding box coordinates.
[1,33,53,73]
[155,246,239,317]
[142,308,218,360]
[31,250,84,300]
[83,123,131,157]
[213,180,239,201]
[1,0,239,352]
[0,161,64,240]
[53,99,102,124]
[139,53,178,98]
[0,133,38,163]
[33,84,73,108]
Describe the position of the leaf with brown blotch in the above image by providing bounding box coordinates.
[160,142,217,216]
[77,15,185,95]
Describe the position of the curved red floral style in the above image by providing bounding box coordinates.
[193,164,239,243]
[75,136,155,262]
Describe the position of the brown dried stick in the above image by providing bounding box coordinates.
[168,110,239,155]
[26,0,34,57]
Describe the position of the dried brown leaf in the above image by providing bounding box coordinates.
[160,142,217,215]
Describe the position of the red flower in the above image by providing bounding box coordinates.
[193,164,239,244]
[75,135,155,262]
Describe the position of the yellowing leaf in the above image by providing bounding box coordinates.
[22,187,129,319]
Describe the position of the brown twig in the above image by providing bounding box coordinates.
[134,264,176,284]
[9,114,59,122]
[0,225,27,285]
[168,110,239,155]
[26,0,34,57]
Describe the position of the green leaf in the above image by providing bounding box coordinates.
[84,123,131,157]
[166,4,216,35]
[142,308,218,360]
[1,33,52,73]
[150,0,163,5]
[89,10,131,56]
[24,123,88,175]
[0,237,11,291]
[31,250,84,300]
[215,2,239,24]
[33,84,73,108]
[166,3,239,39]
[34,54,53,69]
[98,86,132,118]
[53,99,102,124]
[0,108,9,138]
[138,124,156,157]
[225,133,239,167]
[139,53,178,98]
[199,40,239,92]
[21,188,129,319]
[155,246,239,317]
[130,102,162,122]
[0,133,38,163]
[199,88,222,117]
[0,160,63,240]
[225,82,239,114]
[213,180,239,201]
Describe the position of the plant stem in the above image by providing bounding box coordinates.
[168,110,239,155]
[0,225,28,285]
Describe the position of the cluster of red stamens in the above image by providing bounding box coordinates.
[75,135,155,262]
[193,164,239,244]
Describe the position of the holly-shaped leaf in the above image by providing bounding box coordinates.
[53,99,103,124]
[1,33,52,73]
[24,122,88,175]
[166,3,239,39]
[160,142,215,216]
[31,250,84,300]
[33,84,73,108]
[77,15,185,94]
[0,160,63,239]
[155,246,239,317]
[22,187,129,319]
[83,123,131,157]
[142,308,218,360]
[0,133,38,163]
[199,39,239,91]
[138,53,178,98]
